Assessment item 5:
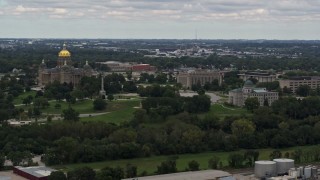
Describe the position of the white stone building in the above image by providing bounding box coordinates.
[229,80,279,106]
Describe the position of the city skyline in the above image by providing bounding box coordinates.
[0,0,320,40]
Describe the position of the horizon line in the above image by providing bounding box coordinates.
[1,37,320,41]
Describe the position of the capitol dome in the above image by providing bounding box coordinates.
[39,59,46,69]
[58,44,71,57]
[243,80,254,87]
[83,60,92,70]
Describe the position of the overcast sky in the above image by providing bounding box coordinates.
[0,0,319,39]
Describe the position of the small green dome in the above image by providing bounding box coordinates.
[244,80,254,87]
[83,61,92,70]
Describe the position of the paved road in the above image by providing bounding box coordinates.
[79,112,108,117]
[47,112,109,118]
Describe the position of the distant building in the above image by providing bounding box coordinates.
[123,170,231,180]
[131,64,156,72]
[13,166,56,180]
[97,61,131,72]
[279,76,320,93]
[229,80,278,106]
[97,61,156,72]
[38,44,95,87]
[238,71,276,83]
[7,119,32,127]
[0,68,26,79]
[177,70,224,88]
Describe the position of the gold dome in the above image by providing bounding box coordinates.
[58,44,71,57]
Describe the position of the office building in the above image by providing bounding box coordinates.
[177,70,224,88]
[238,71,276,83]
[279,76,320,93]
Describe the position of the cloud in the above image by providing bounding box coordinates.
[52,8,67,15]
[151,10,181,15]
[14,5,40,13]
[1,0,320,22]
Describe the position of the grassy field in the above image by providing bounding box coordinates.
[17,99,96,114]
[16,95,140,124]
[199,104,250,119]
[53,145,317,175]
[81,99,140,124]
[13,91,36,105]
[41,100,96,114]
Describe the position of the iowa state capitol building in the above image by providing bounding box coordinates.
[38,44,95,87]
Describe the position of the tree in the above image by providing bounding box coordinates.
[54,103,61,109]
[48,171,67,180]
[96,166,124,180]
[283,86,292,94]
[53,137,79,163]
[32,107,40,121]
[263,98,269,106]
[22,95,33,106]
[269,150,282,160]
[244,97,259,112]
[67,97,76,104]
[197,88,205,95]
[244,150,259,167]
[126,163,137,178]
[198,114,220,130]
[228,153,244,168]
[107,94,114,101]
[0,154,5,170]
[93,98,107,110]
[155,73,167,84]
[188,160,200,171]
[191,81,202,91]
[108,128,137,144]
[155,106,174,120]
[185,95,211,113]
[67,167,96,180]
[208,156,220,169]
[7,151,32,166]
[256,81,280,91]
[34,97,49,109]
[231,119,256,137]
[123,81,137,93]
[131,109,147,126]
[126,71,132,80]
[62,107,79,121]
[252,107,281,130]
[0,110,9,122]
[180,127,205,153]
[6,94,14,102]
[296,85,311,97]
[71,89,85,100]
[156,159,177,174]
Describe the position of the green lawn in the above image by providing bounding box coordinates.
[53,145,318,175]
[81,99,140,124]
[199,104,251,119]
[45,100,97,114]
[17,97,140,124]
[13,91,36,105]
[19,99,101,114]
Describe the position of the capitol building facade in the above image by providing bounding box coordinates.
[38,44,95,87]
